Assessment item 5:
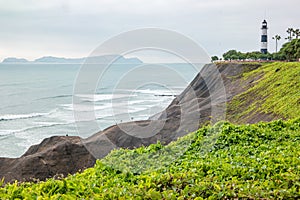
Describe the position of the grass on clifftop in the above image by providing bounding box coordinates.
[227,62,300,123]
[1,118,300,199]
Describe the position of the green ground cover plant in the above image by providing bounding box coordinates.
[1,118,300,199]
[227,62,300,123]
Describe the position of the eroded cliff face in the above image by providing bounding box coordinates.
[1,62,267,183]
[0,136,95,183]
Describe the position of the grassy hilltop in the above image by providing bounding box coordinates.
[227,62,300,123]
[0,62,300,199]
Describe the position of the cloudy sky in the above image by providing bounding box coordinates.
[0,0,299,62]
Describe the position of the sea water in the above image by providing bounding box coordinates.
[0,63,200,157]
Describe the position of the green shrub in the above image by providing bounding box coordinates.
[1,118,300,199]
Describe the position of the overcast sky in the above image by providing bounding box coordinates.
[0,0,299,62]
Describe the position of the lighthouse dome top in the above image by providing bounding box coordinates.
[262,20,268,29]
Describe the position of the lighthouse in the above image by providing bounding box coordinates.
[261,20,268,54]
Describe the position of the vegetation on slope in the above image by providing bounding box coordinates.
[1,118,300,199]
[227,62,300,123]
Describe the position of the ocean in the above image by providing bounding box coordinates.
[0,63,200,158]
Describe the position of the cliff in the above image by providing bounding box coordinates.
[1,62,299,183]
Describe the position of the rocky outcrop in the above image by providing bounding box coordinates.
[0,136,95,183]
[0,63,264,184]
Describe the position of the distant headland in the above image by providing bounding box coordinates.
[1,55,143,64]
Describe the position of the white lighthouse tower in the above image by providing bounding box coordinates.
[261,20,268,54]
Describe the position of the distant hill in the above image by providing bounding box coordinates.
[77,55,143,64]
[1,55,143,64]
[2,57,29,63]
[34,56,84,63]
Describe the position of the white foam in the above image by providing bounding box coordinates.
[135,89,179,96]
[62,103,113,112]
[47,109,75,123]
[128,106,149,113]
[2,122,70,137]
[0,113,47,121]
[75,93,137,102]
[0,129,18,136]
